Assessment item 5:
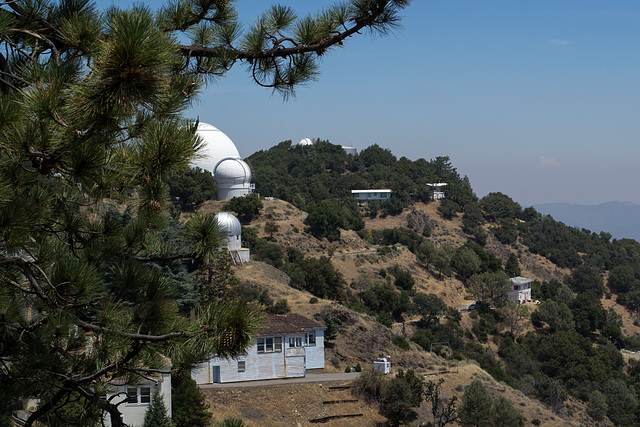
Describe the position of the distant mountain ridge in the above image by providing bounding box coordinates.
[533,201,640,242]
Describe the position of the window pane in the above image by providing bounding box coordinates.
[296,337,302,347]
[238,361,245,373]
[126,388,137,404]
[140,387,151,404]
[257,338,264,353]
[266,338,273,352]
[274,337,282,351]
[308,333,316,346]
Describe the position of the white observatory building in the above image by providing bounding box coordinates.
[215,212,250,264]
[296,137,315,146]
[214,157,254,200]
[194,123,254,201]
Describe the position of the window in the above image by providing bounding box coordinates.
[126,386,151,404]
[289,336,303,347]
[140,387,151,404]
[513,285,519,291]
[126,388,137,404]
[307,332,316,346]
[238,361,245,373]
[257,337,282,354]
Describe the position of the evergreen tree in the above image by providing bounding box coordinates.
[381,376,418,426]
[504,253,522,277]
[323,313,338,343]
[459,380,494,427]
[172,374,211,427]
[0,1,411,424]
[491,396,524,427]
[143,392,173,427]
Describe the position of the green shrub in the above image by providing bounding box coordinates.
[392,335,411,350]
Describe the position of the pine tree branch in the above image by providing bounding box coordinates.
[10,29,61,64]
[75,318,194,342]
[179,1,397,62]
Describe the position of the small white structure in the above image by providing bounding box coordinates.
[351,189,392,205]
[215,212,250,264]
[509,276,533,304]
[373,357,391,374]
[297,137,315,146]
[213,157,254,200]
[342,146,358,156]
[427,183,447,200]
[104,366,172,426]
[192,314,325,384]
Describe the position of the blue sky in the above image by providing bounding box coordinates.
[136,0,640,206]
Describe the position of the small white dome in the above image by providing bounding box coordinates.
[297,138,314,146]
[214,158,252,185]
[215,212,242,237]
[193,122,241,172]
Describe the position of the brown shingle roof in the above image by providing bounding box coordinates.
[257,314,324,336]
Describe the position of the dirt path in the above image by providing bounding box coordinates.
[199,372,361,389]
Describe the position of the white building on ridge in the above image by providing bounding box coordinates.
[351,189,392,205]
[426,183,447,200]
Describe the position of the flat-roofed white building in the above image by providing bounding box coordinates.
[351,189,392,205]
[426,183,447,200]
[509,276,533,304]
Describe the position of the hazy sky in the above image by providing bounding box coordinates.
[147,1,640,207]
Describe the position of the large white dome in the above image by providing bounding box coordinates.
[193,123,240,172]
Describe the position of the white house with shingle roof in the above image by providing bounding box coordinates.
[191,314,325,384]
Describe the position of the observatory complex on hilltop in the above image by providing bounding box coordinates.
[294,137,358,156]
[194,122,254,201]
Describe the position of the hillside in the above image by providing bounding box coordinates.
[197,197,640,426]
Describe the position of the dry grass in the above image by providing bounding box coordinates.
[199,198,623,426]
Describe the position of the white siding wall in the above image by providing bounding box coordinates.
[191,361,210,384]
[193,328,325,384]
[104,373,171,426]
[306,329,325,369]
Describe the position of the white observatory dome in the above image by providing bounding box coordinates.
[215,212,242,250]
[193,122,241,172]
[214,158,253,200]
[297,137,314,146]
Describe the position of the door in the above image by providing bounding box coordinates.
[212,366,221,383]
